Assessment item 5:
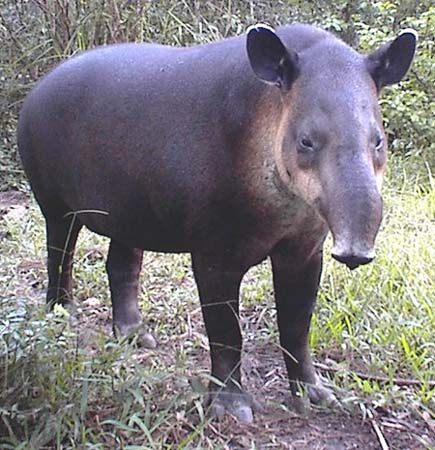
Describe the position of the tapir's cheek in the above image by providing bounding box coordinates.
[292,170,323,206]
[280,146,321,205]
[373,150,387,191]
[296,150,316,169]
[375,169,385,192]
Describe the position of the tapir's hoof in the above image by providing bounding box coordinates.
[205,391,261,423]
[114,323,157,349]
[291,381,341,413]
[134,329,157,348]
[307,383,339,407]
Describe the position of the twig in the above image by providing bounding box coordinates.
[361,404,389,450]
[420,411,435,434]
[380,421,407,431]
[0,10,24,51]
[314,362,435,388]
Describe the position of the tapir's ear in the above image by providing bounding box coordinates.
[247,24,299,89]
[366,29,417,89]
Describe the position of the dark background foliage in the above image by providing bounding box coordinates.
[0,0,434,191]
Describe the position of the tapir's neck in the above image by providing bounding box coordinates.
[234,88,326,240]
[236,87,286,197]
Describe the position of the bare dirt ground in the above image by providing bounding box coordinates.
[1,190,434,449]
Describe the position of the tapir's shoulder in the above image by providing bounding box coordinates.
[275,24,339,53]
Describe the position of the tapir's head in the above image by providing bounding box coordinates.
[247,25,417,269]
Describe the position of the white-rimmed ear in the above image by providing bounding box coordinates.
[366,29,418,89]
[246,24,299,89]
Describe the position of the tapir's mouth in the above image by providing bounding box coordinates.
[331,243,376,270]
[331,251,374,270]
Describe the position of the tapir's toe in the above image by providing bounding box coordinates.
[114,322,157,349]
[307,383,340,407]
[205,390,259,423]
[211,398,254,423]
[135,329,157,348]
[290,379,341,413]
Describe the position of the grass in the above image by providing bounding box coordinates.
[0,156,434,449]
[314,158,435,411]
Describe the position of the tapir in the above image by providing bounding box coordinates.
[18,23,417,422]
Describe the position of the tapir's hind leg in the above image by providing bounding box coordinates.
[46,213,82,307]
[106,240,156,348]
[191,253,254,423]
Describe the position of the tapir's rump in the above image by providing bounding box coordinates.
[18,23,416,423]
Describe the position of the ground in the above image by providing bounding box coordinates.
[0,190,434,449]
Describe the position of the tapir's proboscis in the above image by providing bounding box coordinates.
[18,24,417,423]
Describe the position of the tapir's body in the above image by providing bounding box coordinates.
[18,24,416,422]
[20,27,326,258]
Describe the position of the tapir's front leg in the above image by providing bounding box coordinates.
[270,241,337,406]
[191,253,253,423]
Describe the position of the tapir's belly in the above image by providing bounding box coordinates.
[40,144,208,252]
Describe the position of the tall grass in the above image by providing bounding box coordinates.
[0,157,433,448]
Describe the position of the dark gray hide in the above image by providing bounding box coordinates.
[18,23,417,423]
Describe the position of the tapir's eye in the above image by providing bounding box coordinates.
[374,134,384,151]
[298,137,314,152]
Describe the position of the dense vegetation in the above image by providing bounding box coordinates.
[0,1,434,448]
[1,0,434,189]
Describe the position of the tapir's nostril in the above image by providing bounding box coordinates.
[331,252,374,270]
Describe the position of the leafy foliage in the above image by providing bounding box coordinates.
[0,1,434,191]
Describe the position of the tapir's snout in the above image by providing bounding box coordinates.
[328,199,380,271]
[331,247,375,270]
[323,156,383,271]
